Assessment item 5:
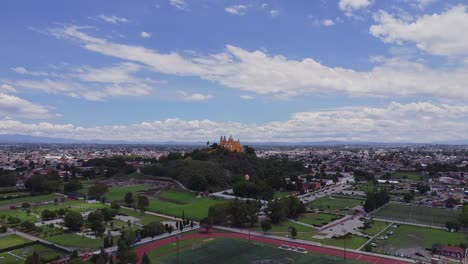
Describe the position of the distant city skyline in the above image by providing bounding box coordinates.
[1,0,468,142]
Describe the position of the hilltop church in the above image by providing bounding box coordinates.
[219,135,244,152]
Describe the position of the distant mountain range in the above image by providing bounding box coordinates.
[0,134,466,145]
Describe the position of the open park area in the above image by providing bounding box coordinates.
[0,235,66,263]
[365,224,467,258]
[147,190,226,220]
[307,196,363,212]
[371,203,461,227]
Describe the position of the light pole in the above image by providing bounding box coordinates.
[342,224,347,260]
[176,235,180,264]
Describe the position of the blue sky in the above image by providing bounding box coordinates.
[1,0,468,142]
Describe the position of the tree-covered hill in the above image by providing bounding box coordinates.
[140,145,306,196]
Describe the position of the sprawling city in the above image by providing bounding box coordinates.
[1,0,468,264]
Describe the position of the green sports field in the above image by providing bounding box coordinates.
[104,184,153,201]
[391,172,422,181]
[0,235,31,249]
[307,197,363,211]
[368,224,467,254]
[45,233,104,251]
[155,238,363,264]
[147,191,226,220]
[372,203,460,227]
[0,194,59,207]
[298,213,342,227]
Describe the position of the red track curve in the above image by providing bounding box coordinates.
[134,231,410,264]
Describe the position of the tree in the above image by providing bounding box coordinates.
[142,253,152,264]
[403,192,414,203]
[290,227,297,239]
[21,202,31,210]
[200,217,213,233]
[445,220,461,231]
[103,236,110,248]
[41,209,57,220]
[21,221,36,231]
[416,184,430,195]
[64,180,83,192]
[142,222,165,238]
[25,251,41,264]
[88,183,108,199]
[88,211,106,236]
[0,170,16,187]
[137,195,150,211]
[266,199,286,224]
[460,205,468,228]
[111,201,121,210]
[64,211,84,231]
[124,192,134,207]
[261,219,272,233]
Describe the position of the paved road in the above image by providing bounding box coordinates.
[298,184,352,204]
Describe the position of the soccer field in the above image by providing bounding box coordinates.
[156,238,363,264]
[372,203,460,227]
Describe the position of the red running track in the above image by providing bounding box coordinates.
[134,231,410,264]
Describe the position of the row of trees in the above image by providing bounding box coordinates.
[363,189,390,212]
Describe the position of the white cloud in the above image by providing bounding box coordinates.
[240,95,254,100]
[0,93,50,119]
[178,91,213,101]
[370,5,468,57]
[0,84,17,93]
[140,31,152,38]
[49,25,468,100]
[225,5,248,16]
[270,9,279,17]
[322,19,335,26]
[339,0,372,16]
[97,15,129,24]
[2,102,468,143]
[12,62,155,101]
[170,0,189,11]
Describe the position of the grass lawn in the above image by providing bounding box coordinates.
[369,224,467,254]
[120,208,169,224]
[309,235,368,250]
[45,233,104,251]
[0,209,38,223]
[360,220,389,236]
[145,237,208,259]
[104,184,153,201]
[0,194,59,207]
[391,172,422,181]
[298,213,342,227]
[372,203,460,227]
[0,252,18,263]
[156,237,364,264]
[31,200,108,216]
[0,235,31,249]
[273,191,291,199]
[307,197,363,211]
[147,196,226,220]
[158,190,196,204]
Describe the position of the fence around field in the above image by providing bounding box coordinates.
[0,240,70,262]
[370,203,460,228]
